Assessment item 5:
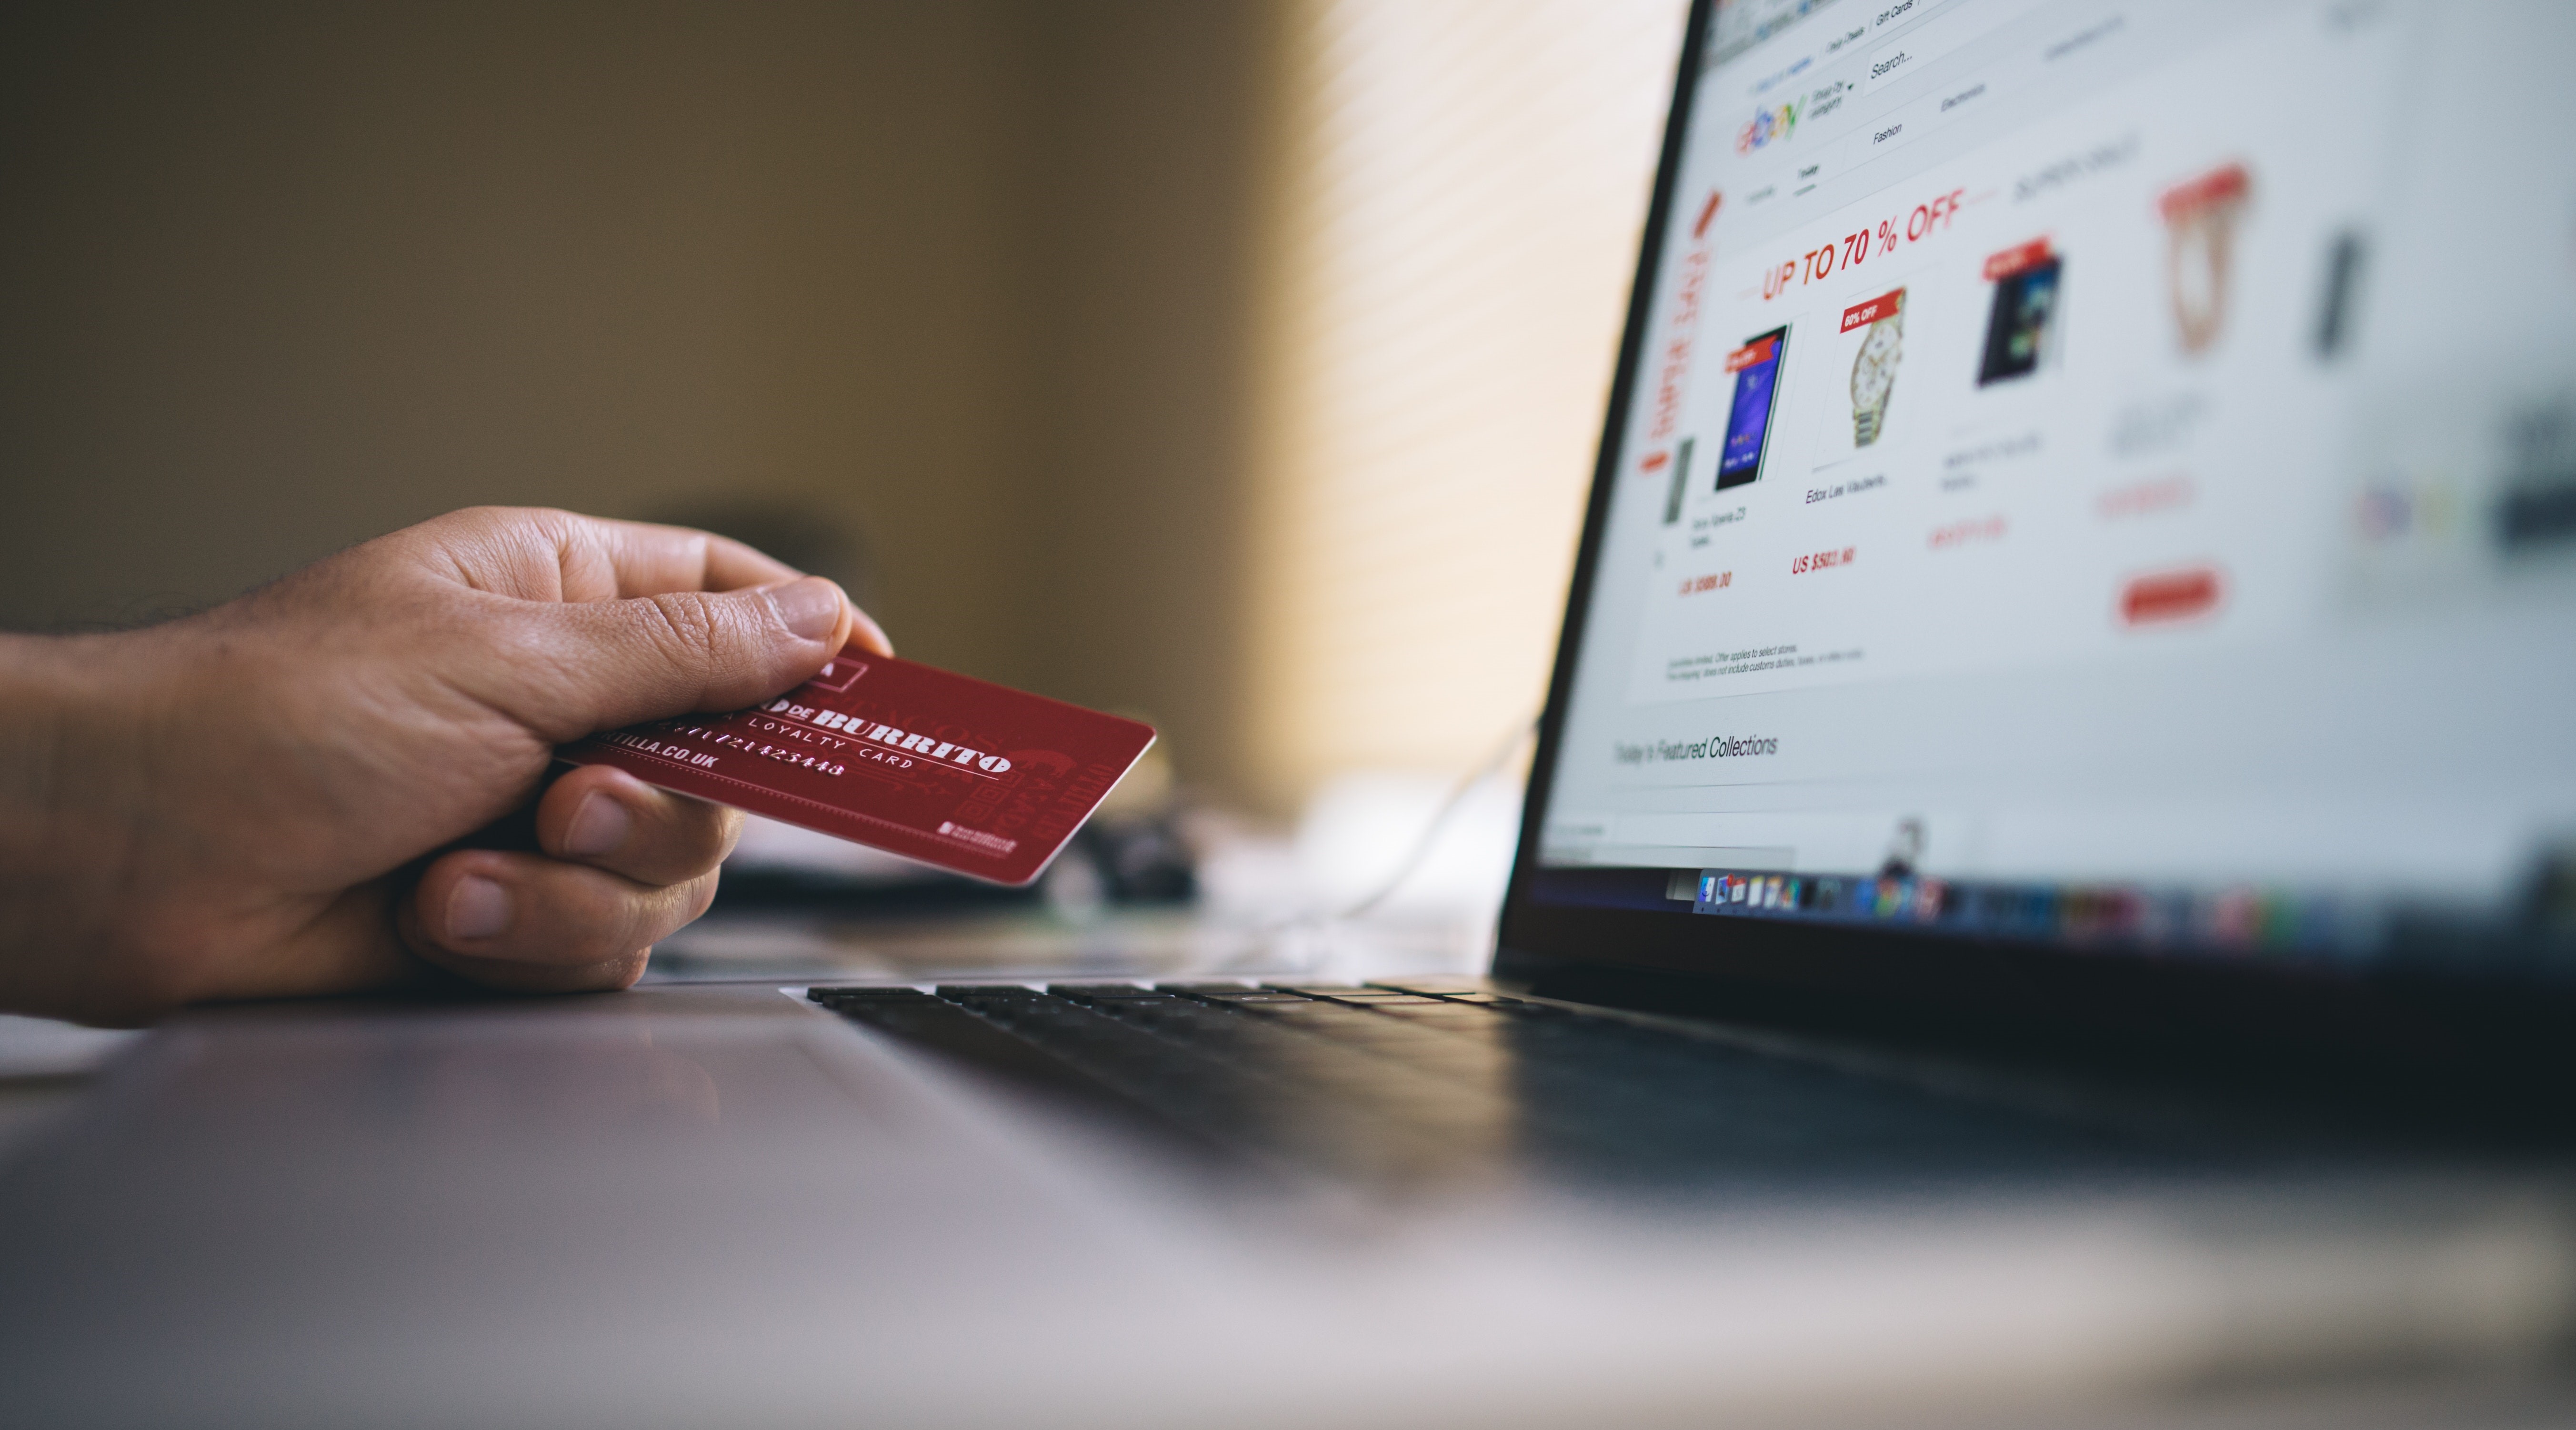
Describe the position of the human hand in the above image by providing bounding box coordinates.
[0,507,890,1024]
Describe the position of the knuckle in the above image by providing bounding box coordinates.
[623,876,700,949]
[664,797,739,866]
[636,873,718,947]
[591,886,666,961]
[707,805,746,862]
[447,504,555,541]
[682,871,721,923]
[642,591,724,664]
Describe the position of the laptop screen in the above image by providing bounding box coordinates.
[1523,0,2576,984]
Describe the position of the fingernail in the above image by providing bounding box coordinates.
[563,791,631,857]
[447,876,511,942]
[765,576,843,643]
[848,606,895,657]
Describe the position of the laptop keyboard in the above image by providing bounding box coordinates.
[811,981,2180,1189]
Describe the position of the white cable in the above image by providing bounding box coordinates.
[1329,714,1541,924]
[1211,713,1542,977]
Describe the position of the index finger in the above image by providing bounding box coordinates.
[393,507,890,655]
[580,520,890,656]
[403,507,804,601]
[590,517,806,597]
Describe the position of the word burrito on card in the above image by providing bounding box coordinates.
[560,649,1155,886]
[757,699,1014,774]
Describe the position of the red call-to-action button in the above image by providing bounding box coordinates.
[1725,335,1780,372]
[1982,237,2054,282]
[2120,566,2223,625]
[1840,289,1905,332]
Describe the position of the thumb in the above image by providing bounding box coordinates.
[518,575,872,737]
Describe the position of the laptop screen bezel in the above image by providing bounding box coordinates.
[1487,0,2576,1065]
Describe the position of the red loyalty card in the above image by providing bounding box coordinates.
[559,649,1156,886]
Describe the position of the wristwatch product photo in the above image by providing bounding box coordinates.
[1849,296,1904,447]
[2159,161,2251,356]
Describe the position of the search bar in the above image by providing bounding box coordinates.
[1864,0,2046,93]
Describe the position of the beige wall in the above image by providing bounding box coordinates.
[1241,0,1684,812]
[0,1,1267,798]
[1010,2,1269,796]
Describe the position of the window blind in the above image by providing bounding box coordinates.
[1245,0,1691,808]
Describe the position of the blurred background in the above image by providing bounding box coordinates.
[0,0,1688,967]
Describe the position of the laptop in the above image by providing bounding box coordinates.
[6,1,2576,1425]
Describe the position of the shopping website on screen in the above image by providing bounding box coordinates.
[1539,0,2576,962]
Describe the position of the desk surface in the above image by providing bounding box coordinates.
[4,936,2575,1429]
